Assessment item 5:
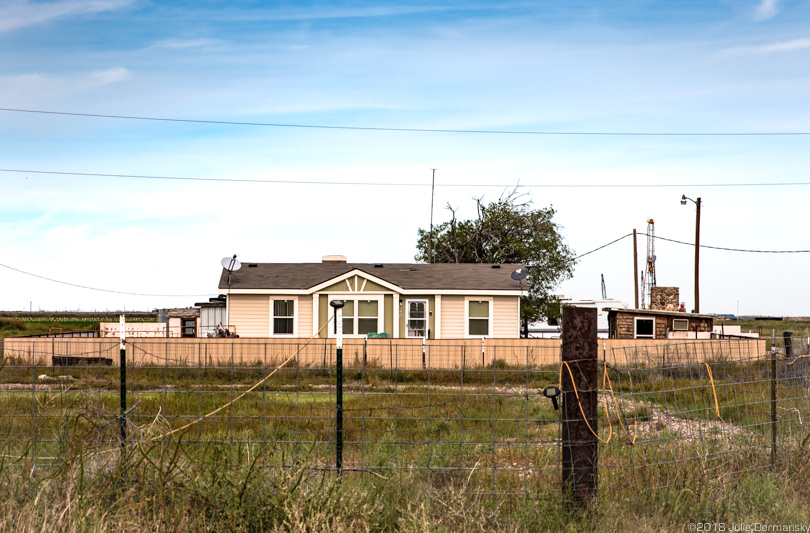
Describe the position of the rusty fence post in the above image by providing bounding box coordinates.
[561,306,598,503]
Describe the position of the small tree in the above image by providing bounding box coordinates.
[415,190,576,336]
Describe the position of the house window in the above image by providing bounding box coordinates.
[406,300,427,338]
[468,300,490,337]
[358,300,378,335]
[330,296,381,337]
[634,317,655,339]
[672,319,689,331]
[181,319,196,337]
[273,300,294,335]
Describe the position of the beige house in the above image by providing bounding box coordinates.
[220,256,524,339]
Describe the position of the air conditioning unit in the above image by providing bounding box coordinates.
[672,319,689,331]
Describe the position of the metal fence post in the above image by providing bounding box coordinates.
[561,306,598,503]
[771,347,778,467]
[330,300,345,475]
[119,314,127,450]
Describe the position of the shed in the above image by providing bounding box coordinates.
[605,308,714,340]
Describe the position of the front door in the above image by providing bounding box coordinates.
[406,299,428,338]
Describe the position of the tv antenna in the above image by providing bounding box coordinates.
[221,254,242,288]
[601,274,607,300]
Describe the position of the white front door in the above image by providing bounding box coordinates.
[406,299,428,338]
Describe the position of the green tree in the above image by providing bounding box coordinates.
[415,191,576,336]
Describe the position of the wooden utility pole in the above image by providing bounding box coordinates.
[429,168,436,263]
[633,229,639,309]
[694,198,701,313]
[561,306,598,503]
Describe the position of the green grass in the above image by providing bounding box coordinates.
[1,353,810,530]
[729,319,810,341]
[0,423,808,532]
[0,317,101,341]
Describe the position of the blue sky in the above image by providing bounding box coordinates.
[1,0,809,315]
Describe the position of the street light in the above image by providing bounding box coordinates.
[681,195,702,313]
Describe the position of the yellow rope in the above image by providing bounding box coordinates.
[602,361,637,444]
[558,361,613,444]
[786,353,810,365]
[703,362,725,423]
[152,316,335,441]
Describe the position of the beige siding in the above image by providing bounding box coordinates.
[440,295,465,338]
[493,296,520,338]
[229,294,270,337]
[297,296,313,338]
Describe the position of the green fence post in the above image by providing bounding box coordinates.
[330,300,345,475]
[120,314,127,450]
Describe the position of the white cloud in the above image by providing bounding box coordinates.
[0,67,132,107]
[148,38,225,50]
[0,0,132,33]
[719,38,810,55]
[754,0,780,21]
[89,66,131,85]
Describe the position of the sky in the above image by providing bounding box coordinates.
[1,0,809,316]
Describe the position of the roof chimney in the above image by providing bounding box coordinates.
[322,255,347,264]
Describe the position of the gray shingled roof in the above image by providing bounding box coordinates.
[218,263,525,291]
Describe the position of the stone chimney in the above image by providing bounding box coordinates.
[650,287,679,311]
[322,255,347,264]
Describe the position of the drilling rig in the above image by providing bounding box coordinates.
[640,219,656,309]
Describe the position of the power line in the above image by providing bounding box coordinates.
[2,107,810,136]
[576,233,810,259]
[654,235,810,253]
[4,168,810,189]
[2,231,806,299]
[0,262,216,297]
[574,234,633,259]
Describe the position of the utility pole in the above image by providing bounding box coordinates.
[429,168,436,263]
[632,229,639,308]
[681,195,701,313]
[694,198,701,313]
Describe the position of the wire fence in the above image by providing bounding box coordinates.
[1,335,808,500]
[601,336,810,493]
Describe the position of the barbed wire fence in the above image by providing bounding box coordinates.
[1,325,809,503]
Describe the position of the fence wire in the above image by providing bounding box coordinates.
[601,337,810,493]
[1,336,808,500]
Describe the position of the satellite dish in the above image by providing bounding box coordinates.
[221,255,242,271]
[511,268,527,281]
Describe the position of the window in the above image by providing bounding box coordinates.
[181,319,196,337]
[468,300,490,337]
[273,300,294,335]
[672,319,689,331]
[330,296,381,337]
[406,300,427,338]
[358,300,378,335]
[634,317,655,339]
